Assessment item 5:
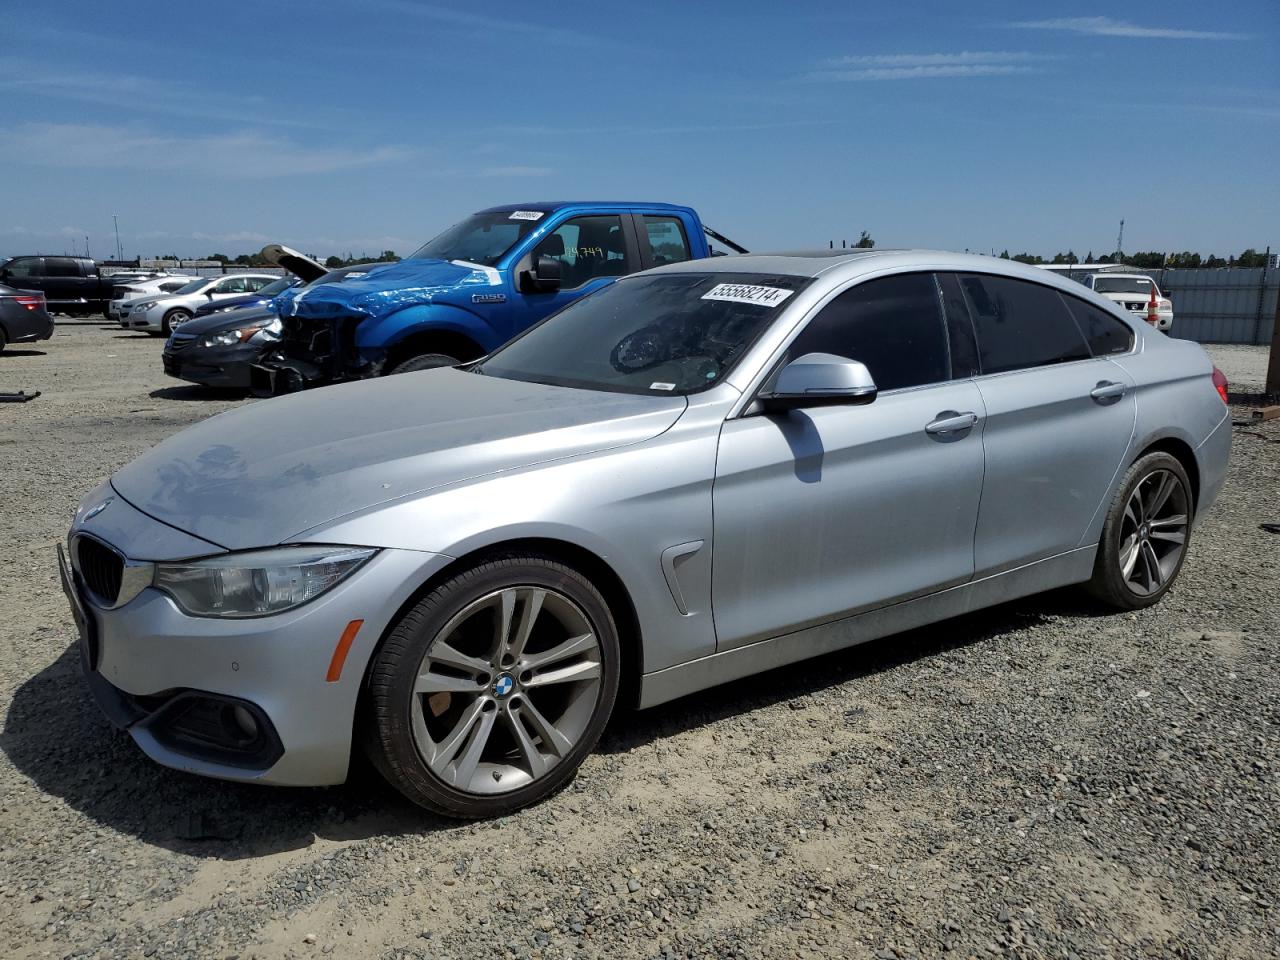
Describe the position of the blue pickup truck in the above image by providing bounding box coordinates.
[252,201,744,392]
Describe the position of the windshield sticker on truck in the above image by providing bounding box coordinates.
[649,382,677,391]
[509,211,544,221]
[701,283,794,308]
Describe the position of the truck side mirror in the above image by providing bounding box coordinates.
[522,255,562,293]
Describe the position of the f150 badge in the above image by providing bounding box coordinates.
[472,293,507,304]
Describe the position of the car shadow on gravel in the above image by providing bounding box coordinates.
[0,349,48,358]
[601,588,1112,754]
[3,590,1110,860]
[2,645,455,860]
[149,385,249,401]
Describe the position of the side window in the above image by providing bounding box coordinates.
[1061,294,1134,356]
[534,215,630,289]
[958,274,1090,375]
[216,276,248,294]
[786,273,950,392]
[642,215,691,267]
[245,277,272,292]
[45,258,81,277]
[4,257,43,278]
[159,281,188,293]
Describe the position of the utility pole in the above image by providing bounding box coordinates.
[1116,218,1125,258]
[113,215,122,262]
[85,236,90,259]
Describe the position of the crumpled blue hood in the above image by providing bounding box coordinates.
[277,258,501,321]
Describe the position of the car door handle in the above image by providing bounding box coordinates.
[1090,380,1127,403]
[925,411,979,435]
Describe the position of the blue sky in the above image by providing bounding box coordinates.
[2,1,1276,261]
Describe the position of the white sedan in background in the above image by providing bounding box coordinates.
[107,275,195,321]
[118,274,279,335]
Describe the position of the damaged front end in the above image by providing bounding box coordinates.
[250,250,500,396]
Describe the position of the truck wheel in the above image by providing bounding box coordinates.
[161,308,192,336]
[389,353,459,375]
[362,554,620,818]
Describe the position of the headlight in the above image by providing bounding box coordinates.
[198,327,257,348]
[153,545,376,618]
[257,318,283,341]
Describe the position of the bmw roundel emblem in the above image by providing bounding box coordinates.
[83,498,113,522]
[493,674,515,698]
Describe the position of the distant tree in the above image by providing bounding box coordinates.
[207,253,230,263]
[1167,251,1202,268]
[1127,252,1166,269]
[325,255,344,268]
[1085,251,1094,262]
[1050,250,1079,264]
[999,249,1011,259]
[853,231,874,249]
[1204,254,1228,268]
[1011,252,1043,265]
[376,249,401,262]
[1236,248,1268,268]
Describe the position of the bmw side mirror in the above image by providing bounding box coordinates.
[521,255,562,293]
[760,353,878,410]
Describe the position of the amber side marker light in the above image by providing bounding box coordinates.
[326,619,365,682]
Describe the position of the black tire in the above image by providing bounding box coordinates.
[362,554,621,819]
[388,353,459,375]
[0,327,7,353]
[161,308,191,336]
[1085,452,1194,610]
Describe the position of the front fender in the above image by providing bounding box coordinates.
[354,304,501,353]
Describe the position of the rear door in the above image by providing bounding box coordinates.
[636,213,694,269]
[948,272,1137,576]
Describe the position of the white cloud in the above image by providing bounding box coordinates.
[807,64,1037,82]
[1010,17,1248,40]
[480,165,553,177]
[0,124,414,178]
[826,51,1046,67]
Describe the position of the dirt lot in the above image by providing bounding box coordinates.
[1,323,1277,960]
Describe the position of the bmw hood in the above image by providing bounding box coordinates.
[278,258,499,322]
[110,369,686,551]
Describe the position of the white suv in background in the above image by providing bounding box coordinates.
[108,275,196,321]
[117,274,279,335]
[1082,273,1173,332]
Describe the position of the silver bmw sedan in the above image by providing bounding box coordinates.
[59,250,1232,818]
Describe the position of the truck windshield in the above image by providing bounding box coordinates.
[408,211,542,266]
[478,273,812,395]
[1094,276,1155,294]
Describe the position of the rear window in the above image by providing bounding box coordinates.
[1093,276,1156,295]
[957,274,1091,375]
[1061,295,1134,356]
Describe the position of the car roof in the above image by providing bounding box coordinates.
[643,248,1070,280]
[474,201,694,214]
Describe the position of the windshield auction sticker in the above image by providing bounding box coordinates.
[508,210,544,221]
[701,283,794,307]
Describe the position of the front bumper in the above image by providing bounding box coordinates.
[58,497,449,786]
[163,340,262,389]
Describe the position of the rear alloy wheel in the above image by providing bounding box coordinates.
[1087,452,1193,609]
[161,308,192,336]
[363,555,620,818]
[389,353,460,375]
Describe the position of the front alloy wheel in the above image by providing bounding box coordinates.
[363,555,619,818]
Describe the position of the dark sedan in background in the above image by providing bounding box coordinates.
[0,284,55,352]
[163,264,370,389]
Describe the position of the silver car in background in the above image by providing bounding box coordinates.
[117,273,278,335]
[107,275,195,322]
[60,250,1232,818]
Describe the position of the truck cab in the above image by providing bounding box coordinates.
[0,256,115,316]
[254,201,732,392]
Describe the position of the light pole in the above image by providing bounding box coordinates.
[113,215,122,262]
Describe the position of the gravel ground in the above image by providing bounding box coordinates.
[2,325,1277,960]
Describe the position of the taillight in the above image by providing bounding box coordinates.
[1211,366,1229,405]
[13,295,43,311]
